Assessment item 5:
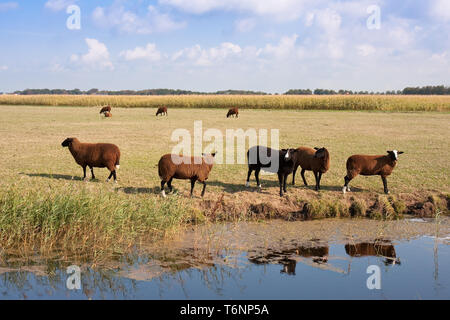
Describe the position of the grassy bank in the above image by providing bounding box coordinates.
[1,94,450,111]
[0,105,449,257]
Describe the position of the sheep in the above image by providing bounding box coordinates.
[246,145,299,197]
[156,106,168,116]
[103,111,112,118]
[343,150,404,194]
[158,153,216,197]
[292,147,330,191]
[61,137,121,182]
[99,105,111,114]
[226,107,239,118]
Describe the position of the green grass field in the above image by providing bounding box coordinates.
[0,105,449,256]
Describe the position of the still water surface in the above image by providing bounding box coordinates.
[0,219,449,300]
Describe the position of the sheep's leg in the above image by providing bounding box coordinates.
[381,176,389,194]
[246,168,253,187]
[301,169,308,186]
[318,172,323,190]
[255,168,261,189]
[112,170,117,183]
[283,173,288,193]
[167,178,173,193]
[89,166,95,180]
[314,171,319,191]
[160,180,167,197]
[82,166,87,180]
[201,182,207,197]
[190,178,196,197]
[292,166,298,185]
[343,175,351,194]
[278,173,284,196]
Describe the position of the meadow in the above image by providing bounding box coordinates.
[1,94,450,111]
[0,103,449,258]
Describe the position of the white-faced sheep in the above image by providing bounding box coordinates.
[158,153,216,197]
[292,147,330,191]
[246,145,299,197]
[343,150,404,194]
[61,137,121,182]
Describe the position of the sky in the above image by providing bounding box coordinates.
[0,0,449,93]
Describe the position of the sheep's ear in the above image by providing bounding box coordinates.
[314,147,319,150]
[398,151,404,155]
[211,153,216,157]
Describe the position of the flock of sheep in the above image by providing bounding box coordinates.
[61,105,404,197]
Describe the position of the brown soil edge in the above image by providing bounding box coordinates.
[194,188,450,221]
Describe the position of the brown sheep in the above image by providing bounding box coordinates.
[99,105,111,114]
[156,106,168,116]
[61,137,121,182]
[226,107,239,118]
[343,150,404,194]
[103,111,112,117]
[292,147,330,191]
[158,153,216,197]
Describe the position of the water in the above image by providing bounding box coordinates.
[0,220,449,300]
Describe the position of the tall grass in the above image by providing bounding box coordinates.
[0,187,198,257]
[1,94,449,111]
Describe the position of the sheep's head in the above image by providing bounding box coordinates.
[281,148,297,162]
[202,152,217,165]
[387,150,404,161]
[314,147,329,159]
[61,138,74,147]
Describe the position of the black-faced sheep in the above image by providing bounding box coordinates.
[156,106,168,116]
[61,137,121,182]
[99,105,111,114]
[292,147,330,191]
[246,145,299,197]
[343,150,404,194]
[158,153,216,197]
[226,107,239,118]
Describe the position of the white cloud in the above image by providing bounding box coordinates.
[71,38,114,70]
[173,42,242,66]
[45,0,77,11]
[356,44,376,57]
[92,3,185,34]
[430,0,450,21]
[234,18,256,33]
[0,65,8,71]
[160,0,313,21]
[0,2,18,11]
[120,43,162,62]
[258,34,299,59]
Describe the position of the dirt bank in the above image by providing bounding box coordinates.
[195,188,449,221]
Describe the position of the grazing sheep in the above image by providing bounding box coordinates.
[158,153,216,197]
[99,105,111,114]
[343,150,404,194]
[246,146,299,197]
[292,147,330,191]
[226,107,239,118]
[103,111,112,118]
[156,106,168,116]
[61,137,121,182]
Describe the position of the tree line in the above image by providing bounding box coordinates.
[8,85,449,95]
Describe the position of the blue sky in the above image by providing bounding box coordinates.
[0,0,449,93]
